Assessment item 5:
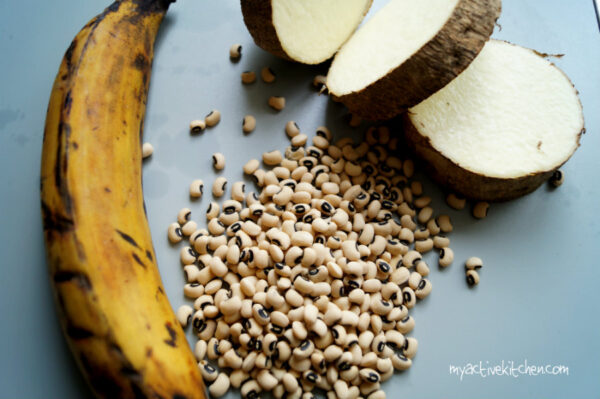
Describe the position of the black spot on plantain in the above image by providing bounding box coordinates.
[107,1,121,13]
[63,90,73,113]
[81,352,124,399]
[173,395,189,399]
[116,229,140,249]
[66,325,95,339]
[64,39,76,70]
[41,201,74,233]
[54,121,73,213]
[133,53,149,71]
[163,322,177,347]
[104,187,111,193]
[145,249,153,262]
[54,270,92,291]
[133,0,176,14]
[132,252,147,269]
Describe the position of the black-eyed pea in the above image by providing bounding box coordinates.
[403,337,418,359]
[205,110,221,127]
[256,369,278,391]
[439,247,454,267]
[465,256,483,270]
[403,250,422,268]
[141,142,153,159]
[413,196,431,209]
[414,226,430,240]
[415,238,434,253]
[241,70,256,84]
[466,269,480,286]
[184,282,204,299]
[282,372,299,393]
[181,220,198,236]
[437,214,453,232]
[391,353,412,371]
[194,339,207,361]
[312,74,327,92]
[549,169,564,187]
[208,373,230,398]
[262,149,283,166]
[261,66,276,83]
[415,278,433,299]
[190,119,206,134]
[243,159,259,175]
[402,287,416,309]
[400,214,416,230]
[446,193,466,210]
[180,246,197,265]
[433,234,450,249]
[396,315,415,334]
[367,389,386,399]
[407,271,422,290]
[427,218,441,235]
[398,202,416,217]
[229,43,242,60]
[402,159,414,178]
[417,206,434,224]
[268,96,286,111]
[344,161,362,177]
[415,260,430,277]
[167,222,183,243]
[176,304,193,327]
[212,177,227,197]
[472,201,490,219]
[241,115,256,134]
[291,133,313,150]
[177,207,192,225]
[207,218,225,236]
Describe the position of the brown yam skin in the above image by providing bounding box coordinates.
[335,0,502,121]
[402,116,558,202]
[241,0,293,61]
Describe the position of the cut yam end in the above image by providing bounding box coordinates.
[241,0,372,64]
[327,0,501,120]
[404,40,584,201]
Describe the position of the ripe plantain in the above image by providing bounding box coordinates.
[40,0,206,397]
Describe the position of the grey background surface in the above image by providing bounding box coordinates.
[1,0,599,398]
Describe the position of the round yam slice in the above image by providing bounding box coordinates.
[241,0,372,64]
[404,40,585,201]
[326,0,501,120]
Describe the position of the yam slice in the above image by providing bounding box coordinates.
[327,0,501,120]
[404,40,584,201]
[241,0,372,64]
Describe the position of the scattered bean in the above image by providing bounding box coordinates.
[261,67,276,83]
[446,193,466,210]
[212,177,227,197]
[268,96,286,111]
[466,270,480,286]
[229,43,242,60]
[439,247,454,267]
[142,142,154,159]
[239,115,257,135]
[205,110,221,127]
[549,169,564,187]
[241,71,256,84]
[189,179,204,198]
[190,119,206,133]
[472,201,489,219]
[212,153,225,170]
[167,222,183,243]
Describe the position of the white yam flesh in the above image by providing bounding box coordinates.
[271,0,372,64]
[409,40,584,180]
[327,0,460,95]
